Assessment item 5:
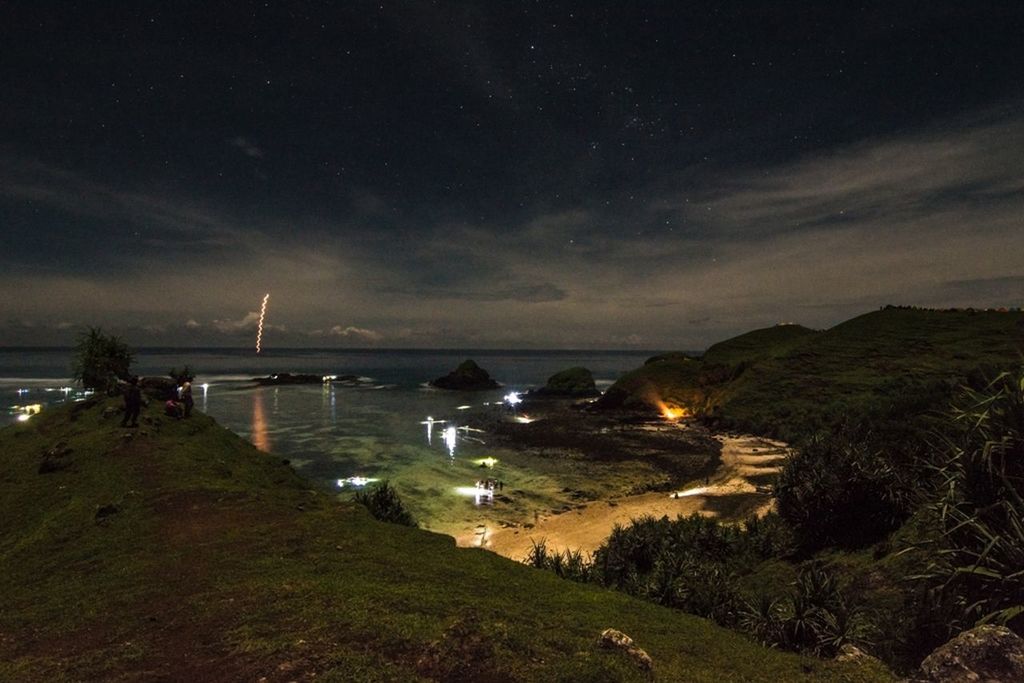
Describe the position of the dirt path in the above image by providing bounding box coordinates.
[459,433,787,561]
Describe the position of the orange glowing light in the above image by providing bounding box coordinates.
[655,400,689,420]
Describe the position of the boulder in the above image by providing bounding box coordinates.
[597,628,653,674]
[835,643,883,667]
[430,360,499,391]
[919,625,1024,682]
[535,366,598,397]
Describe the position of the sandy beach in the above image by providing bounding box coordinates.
[456,431,788,561]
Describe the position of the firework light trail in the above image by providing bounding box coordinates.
[256,293,270,354]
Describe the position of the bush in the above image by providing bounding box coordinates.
[71,327,134,393]
[917,372,1024,633]
[775,426,912,552]
[352,481,417,527]
[524,539,592,582]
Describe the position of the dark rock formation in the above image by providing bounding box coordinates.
[919,625,1024,682]
[250,373,373,386]
[140,376,177,400]
[252,373,324,385]
[430,360,499,391]
[533,366,598,397]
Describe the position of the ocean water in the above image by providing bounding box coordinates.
[1,347,655,534]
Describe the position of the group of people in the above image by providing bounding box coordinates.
[119,373,195,425]
[164,375,194,419]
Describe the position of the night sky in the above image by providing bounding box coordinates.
[2,2,1023,348]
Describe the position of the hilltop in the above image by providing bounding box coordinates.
[601,308,1024,439]
[0,397,888,681]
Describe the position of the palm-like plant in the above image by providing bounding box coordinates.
[917,372,1024,631]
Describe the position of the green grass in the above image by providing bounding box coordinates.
[606,308,1024,438]
[0,397,891,681]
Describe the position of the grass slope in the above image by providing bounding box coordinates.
[0,398,888,682]
[606,308,1024,438]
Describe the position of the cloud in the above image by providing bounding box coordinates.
[229,136,264,158]
[328,325,383,342]
[211,311,285,335]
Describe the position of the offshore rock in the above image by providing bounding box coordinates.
[919,625,1024,682]
[430,360,500,391]
[534,366,598,397]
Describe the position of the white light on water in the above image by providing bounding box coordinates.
[504,391,522,406]
[456,405,471,410]
[455,485,495,505]
[419,416,445,444]
[16,414,30,422]
[515,414,536,424]
[442,425,458,458]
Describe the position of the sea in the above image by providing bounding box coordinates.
[1,347,656,533]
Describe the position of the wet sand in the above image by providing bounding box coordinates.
[455,431,787,561]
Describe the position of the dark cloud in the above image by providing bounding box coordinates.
[1,3,1023,347]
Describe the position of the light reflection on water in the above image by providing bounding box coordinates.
[251,389,270,452]
[0,348,656,529]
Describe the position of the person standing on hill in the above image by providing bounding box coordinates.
[181,376,194,418]
[120,376,142,428]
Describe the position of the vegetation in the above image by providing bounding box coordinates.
[70,326,134,393]
[536,365,1024,674]
[603,308,1024,441]
[0,397,887,681]
[352,480,418,527]
[915,373,1024,633]
[775,425,913,552]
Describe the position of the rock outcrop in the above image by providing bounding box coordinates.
[597,628,653,675]
[430,360,499,391]
[534,366,598,397]
[918,625,1024,682]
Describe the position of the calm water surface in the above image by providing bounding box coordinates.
[1,348,656,532]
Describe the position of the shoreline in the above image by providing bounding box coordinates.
[448,430,788,561]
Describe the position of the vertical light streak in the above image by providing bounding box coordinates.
[256,293,270,354]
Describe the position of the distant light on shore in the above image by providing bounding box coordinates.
[504,391,522,407]
[654,399,688,421]
[672,486,708,498]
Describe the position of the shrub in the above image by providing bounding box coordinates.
[917,372,1024,632]
[775,426,912,552]
[524,540,593,582]
[351,481,417,527]
[71,327,134,393]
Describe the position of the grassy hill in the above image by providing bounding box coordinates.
[603,308,1024,439]
[0,397,889,681]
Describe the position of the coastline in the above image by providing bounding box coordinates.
[452,432,788,560]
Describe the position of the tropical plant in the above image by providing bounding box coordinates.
[740,593,786,647]
[916,372,1024,632]
[71,327,134,393]
[776,425,912,551]
[351,480,417,527]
